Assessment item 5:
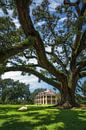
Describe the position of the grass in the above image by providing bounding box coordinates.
[0,105,86,130]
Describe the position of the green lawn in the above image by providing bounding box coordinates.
[0,105,86,130]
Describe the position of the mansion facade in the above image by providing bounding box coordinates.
[34,89,60,105]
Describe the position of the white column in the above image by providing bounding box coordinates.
[46,95,47,104]
[40,94,41,104]
[39,95,40,104]
[35,99,36,104]
[55,96,57,104]
[43,95,44,104]
[51,95,52,104]
[38,96,39,104]
[38,97,39,104]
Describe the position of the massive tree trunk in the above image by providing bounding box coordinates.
[58,72,79,108]
[60,87,79,108]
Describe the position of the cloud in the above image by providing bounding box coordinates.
[2,71,38,84]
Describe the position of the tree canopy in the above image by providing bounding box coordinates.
[0,0,86,107]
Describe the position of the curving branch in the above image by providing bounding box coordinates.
[46,51,68,74]
[77,59,86,70]
[76,31,86,56]
[15,0,67,83]
[0,37,35,64]
[64,0,80,6]
[79,71,86,78]
[0,65,62,91]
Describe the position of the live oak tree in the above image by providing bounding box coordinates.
[0,0,86,107]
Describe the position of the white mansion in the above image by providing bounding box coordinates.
[34,89,60,105]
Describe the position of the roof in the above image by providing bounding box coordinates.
[44,89,55,95]
[36,89,57,97]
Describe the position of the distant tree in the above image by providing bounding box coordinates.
[0,79,31,104]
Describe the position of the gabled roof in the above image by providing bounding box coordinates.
[36,89,57,97]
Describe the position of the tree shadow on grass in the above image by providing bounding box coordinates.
[0,105,86,130]
[28,108,86,130]
[0,105,19,114]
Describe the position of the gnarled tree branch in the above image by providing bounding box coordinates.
[0,37,34,64]
[15,0,67,84]
[0,65,62,91]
